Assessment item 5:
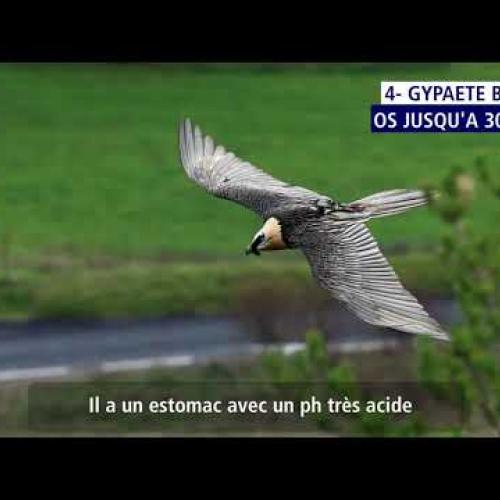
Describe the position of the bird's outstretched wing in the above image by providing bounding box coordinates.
[178,118,331,218]
[300,221,449,340]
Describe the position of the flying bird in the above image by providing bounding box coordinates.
[178,118,448,341]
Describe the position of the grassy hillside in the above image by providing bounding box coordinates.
[1,63,499,259]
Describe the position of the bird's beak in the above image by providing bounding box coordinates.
[245,245,260,256]
[246,232,265,256]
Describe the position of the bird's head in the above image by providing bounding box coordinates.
[245,217,287,256]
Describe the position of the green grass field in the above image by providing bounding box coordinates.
[1,63,499,259]
[0,63,498,318]
[0,252,448,319]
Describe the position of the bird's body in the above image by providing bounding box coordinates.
[178,118,449,341]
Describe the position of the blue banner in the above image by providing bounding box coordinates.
[371,105,500,133]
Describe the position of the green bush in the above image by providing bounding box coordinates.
[418,159,500,435]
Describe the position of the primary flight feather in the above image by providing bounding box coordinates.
[178,118,448,341]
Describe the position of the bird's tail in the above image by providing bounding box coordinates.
[342,189,429,220]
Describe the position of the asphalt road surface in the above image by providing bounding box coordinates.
[0,297,458,381]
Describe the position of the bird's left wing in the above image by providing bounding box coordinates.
[299,220,449,340]
[178,118,331,218]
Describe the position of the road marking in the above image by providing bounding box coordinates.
[101,355,194,373]
[0,340,401,382]
[333,339,399,353]
[0,365,71,382]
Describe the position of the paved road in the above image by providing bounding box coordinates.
[0,297,459,381]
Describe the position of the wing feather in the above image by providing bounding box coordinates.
[300,222,449,340]
[178,118,330,218]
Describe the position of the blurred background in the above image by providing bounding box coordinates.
[0,63,498,436]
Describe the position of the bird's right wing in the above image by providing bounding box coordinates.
[178,118,331,218]
[299,220,449,340]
